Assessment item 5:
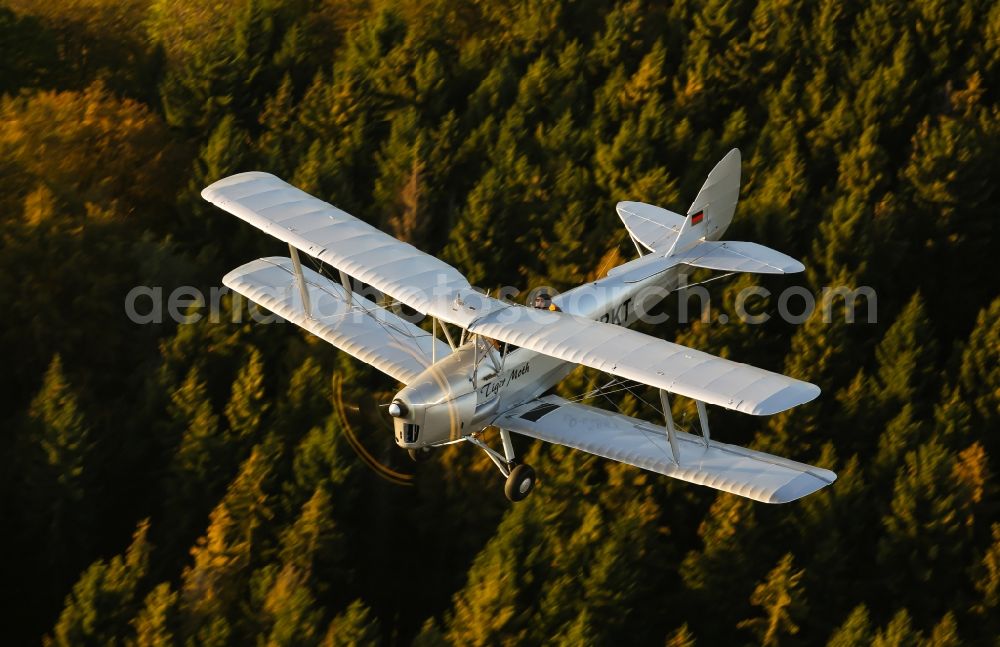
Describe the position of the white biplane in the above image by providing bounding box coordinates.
[204,149,836,503]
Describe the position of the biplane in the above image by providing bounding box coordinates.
[204,149,836,503]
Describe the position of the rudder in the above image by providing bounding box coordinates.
[667,148,741,255]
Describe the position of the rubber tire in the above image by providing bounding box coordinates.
[408,447,432,463]
[504,463,536,502]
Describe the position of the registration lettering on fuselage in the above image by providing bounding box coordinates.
[598,298,632,326]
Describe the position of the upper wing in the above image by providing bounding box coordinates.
[203,173,470,314]
[205,173,817,414]
[498,395,836,503]
[462,301,819,415]
[224,257,450,384]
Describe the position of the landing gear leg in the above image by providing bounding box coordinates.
[466,429,536,502]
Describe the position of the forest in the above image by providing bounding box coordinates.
[1,0,998,644]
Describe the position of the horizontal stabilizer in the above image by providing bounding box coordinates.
[498,395,836,503]
[672,240,804,274]
[616,201,686,253]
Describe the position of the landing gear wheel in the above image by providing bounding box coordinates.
[504,463,536,502]
[408,447,432,463]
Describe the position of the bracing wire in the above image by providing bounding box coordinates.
[301,256,436,360]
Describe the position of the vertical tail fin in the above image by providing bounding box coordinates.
[667,148,741,256]
[612,148,801,276]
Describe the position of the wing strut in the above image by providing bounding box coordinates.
[288,244,312,318]
[337,269,352,296]
[696,400,711,448]
[659,389,680,465]
[438,319,457,350]
[479,336,503,373]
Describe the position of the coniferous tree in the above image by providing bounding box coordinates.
[255,562,325,647]
[971,523,1000,630]
[876,440,986,616]
[322,599,381,647]
[873,293,939,411]
[162,366,228,549]
[737,553,807,647]
[665,624,697,647]
[272,355,333,453]
[444,499,549,645]
[130,583,180,647]
[924,612,961,647]
[224,345,269,443]
[827,605,873,647]
[952,297,1000,457]
[680,495,762,635]
[47,520,152,646]
[24,355,96,587]
[179,445,275,636]
[179,113,252,254]
[277,487,344,590]
[154,0,280,133]
[411,617,448,647]
[871,609,921,647]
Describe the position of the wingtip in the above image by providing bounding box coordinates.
[770,257,805,274]
[748,382,821,416]
[767,470,837,503]
[785,259,806,273]
[616,200,636,215]
[201,171,279,202]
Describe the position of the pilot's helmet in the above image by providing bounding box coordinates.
[533,292,552,309]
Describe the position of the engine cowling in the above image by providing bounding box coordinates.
[388,346,479,449]
[390,391,475,448]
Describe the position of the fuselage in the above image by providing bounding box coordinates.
[390,255,690,449]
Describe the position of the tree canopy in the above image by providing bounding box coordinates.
[1,0,997,643]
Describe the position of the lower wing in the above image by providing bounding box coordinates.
[224,257,450,384]
[496,395,836,503]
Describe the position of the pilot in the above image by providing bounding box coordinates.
[533,291,561,312]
